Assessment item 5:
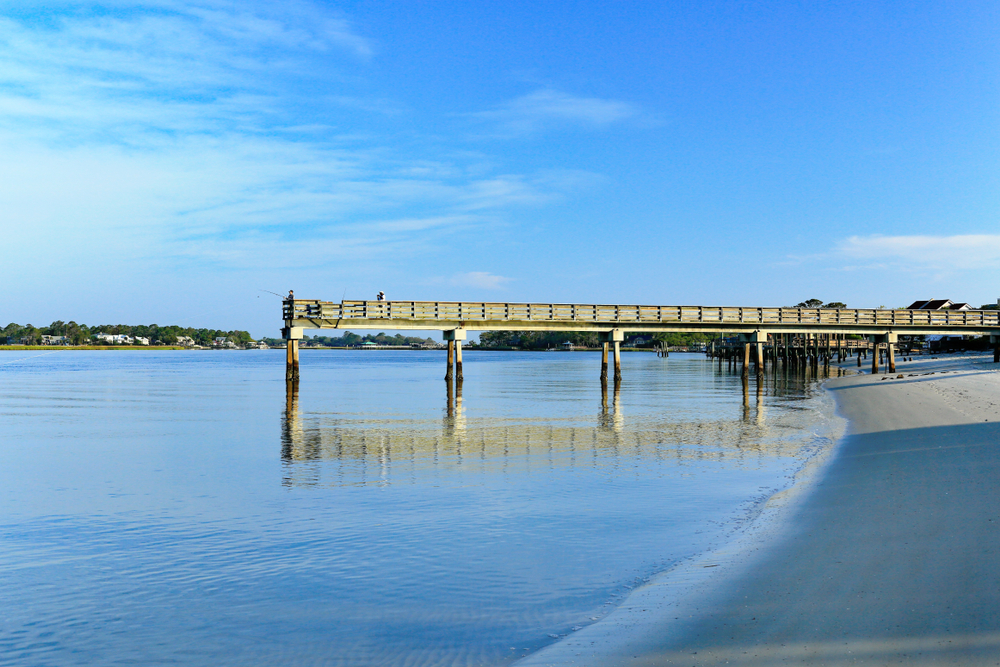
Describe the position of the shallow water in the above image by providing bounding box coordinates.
[0,350,833,666]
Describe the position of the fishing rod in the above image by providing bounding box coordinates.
[259,289,286,298]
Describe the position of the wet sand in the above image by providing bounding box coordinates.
[522,352,1000,666]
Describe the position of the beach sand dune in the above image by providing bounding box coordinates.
[522,355,1000,666]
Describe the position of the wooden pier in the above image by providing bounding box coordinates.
[282,300,1000,380]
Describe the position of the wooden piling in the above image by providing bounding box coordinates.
[455,339,463,381]
[755,342,764,375]
[887,340,896,373]
[742,343,751,379]
[613,340,622,382]
[871,340,880,374]
[601,342,609,380]
[285,339,299,381]
[445,340,455,381]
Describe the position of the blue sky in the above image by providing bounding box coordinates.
[2,0,998,337]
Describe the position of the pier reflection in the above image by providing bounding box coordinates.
[280,369,825,488]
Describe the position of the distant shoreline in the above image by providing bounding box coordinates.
[0,346,671,352]
[1,345,193,351]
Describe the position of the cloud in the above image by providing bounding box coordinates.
[836,234,1000,271]
[0,4,599,278]
[472,89,639,135]
[0,3,374,145]
[452,272,512,290]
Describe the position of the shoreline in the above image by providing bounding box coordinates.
[520,352,1000,666]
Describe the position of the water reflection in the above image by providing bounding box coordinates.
[280,363,830,488]
[598,379,623,432]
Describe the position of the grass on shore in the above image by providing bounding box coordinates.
[0,345,191,351]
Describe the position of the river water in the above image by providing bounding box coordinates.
[0,350,836,666]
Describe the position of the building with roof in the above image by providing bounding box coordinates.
[906,299,972,311]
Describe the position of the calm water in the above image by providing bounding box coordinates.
[0,350,835,666]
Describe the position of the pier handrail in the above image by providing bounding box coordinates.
[283,300,1000,329]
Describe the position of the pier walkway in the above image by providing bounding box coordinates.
[281,300,1000,380]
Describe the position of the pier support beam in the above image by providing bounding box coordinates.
[886,332,897,373]
[747,331,767,376]
[613,340,622,382]
[870,334,892,374]
[282,326,302,381]
[599,330,624,382]
[443,329,466,381]
[992,335,1000,363]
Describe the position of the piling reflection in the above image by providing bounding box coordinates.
[279,364,830,488]
[598,379,623,432]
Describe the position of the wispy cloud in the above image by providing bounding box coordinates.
[471,89,640,135]
[452,272,512,290]
[0,3,596,277]
[836,234,1000,271]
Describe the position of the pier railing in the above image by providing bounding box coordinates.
[284,300,1000,331]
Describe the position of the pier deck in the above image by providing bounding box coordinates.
[281,300,1000,380]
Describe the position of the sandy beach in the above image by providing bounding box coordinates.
[522,352,1000,666]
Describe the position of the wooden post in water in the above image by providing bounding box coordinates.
[871,335,881,374]
[600,330,624,382]
[443,329,466,381]
[742,340,751,379]
[747,330,766,377]
[613,340,622,382]
[283,326,301,381]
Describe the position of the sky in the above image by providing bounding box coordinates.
[2,0,998,337]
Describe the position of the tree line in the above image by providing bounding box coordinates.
[477,299,856,350]
[1,321,253,346]
[259,331,438,347]
[477,330,716,350]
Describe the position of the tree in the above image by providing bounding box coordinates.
[794,299,847,309]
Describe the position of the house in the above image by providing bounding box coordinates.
[561,341,574,350]
[41,335,68,345]
[906,299,973,311]
[94,333,133,345]
[926,335,966,352]
[134,337,150,346]
[626,335,653,347]
[213,337,237,349]
[176,336,195,347]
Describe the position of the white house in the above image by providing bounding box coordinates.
[94,333,133,345]
[176,336,195,346]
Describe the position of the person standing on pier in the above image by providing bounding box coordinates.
[377,291,385,301]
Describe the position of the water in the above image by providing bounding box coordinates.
[0,350,835,666]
